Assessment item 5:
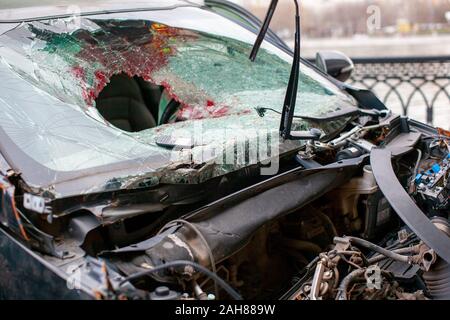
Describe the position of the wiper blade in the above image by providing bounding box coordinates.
[249,0,303,140]
[249,0,278,62]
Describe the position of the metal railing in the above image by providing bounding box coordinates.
[348,56,450,127]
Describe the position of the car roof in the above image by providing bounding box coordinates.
[0,1,204,22]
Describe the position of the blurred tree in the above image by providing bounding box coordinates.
[241,0,450,38]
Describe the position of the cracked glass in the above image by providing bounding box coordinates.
[0,6,356,197]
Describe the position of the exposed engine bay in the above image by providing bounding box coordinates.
[6,108,449,301]
[109,114,450,301]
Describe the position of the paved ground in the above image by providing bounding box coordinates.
[301,35,450,58]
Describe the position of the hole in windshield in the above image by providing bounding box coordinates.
[95,73,183,132]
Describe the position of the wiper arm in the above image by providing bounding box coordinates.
[249,0,304,140]
[280,0,301,140]
[256,106,390,121]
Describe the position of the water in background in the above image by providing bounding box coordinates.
[299,35,450,129]
[301,35,450,58]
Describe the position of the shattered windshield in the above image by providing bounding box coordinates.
[0,7,356,196]
[16,19,347,119]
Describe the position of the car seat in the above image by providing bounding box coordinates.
[95,74,157,132]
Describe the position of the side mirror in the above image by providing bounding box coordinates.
[315,51,354,82]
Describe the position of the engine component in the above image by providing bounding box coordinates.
[336,147,363,161]
[326,165,393,239]
[119,260,243,300]
[150,286,180,300]
[423,258,450,300]
[133,162,360,277]
[422,217,450,300]
[370,147,450,264]
[415,153,450,209]
[288,232,443,301]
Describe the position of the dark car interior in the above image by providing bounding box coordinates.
[95,73,171,132]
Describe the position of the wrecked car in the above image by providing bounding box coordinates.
[1,0,450,300]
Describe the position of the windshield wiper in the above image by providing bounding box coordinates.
[249,0,279,62]
[250,0,308,140]
[255,106,389,121]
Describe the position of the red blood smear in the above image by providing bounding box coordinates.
[210,106,229,117]
[94,70,108,95]
[73,26,180,106]
[70,25,233,119]
[71,66,85,79]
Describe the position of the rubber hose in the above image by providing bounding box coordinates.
[423,258,450,300]
[278,237,323,254]
[346,237,410,264]
[335,269,366,300]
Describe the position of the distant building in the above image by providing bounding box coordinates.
[397,19,412,34]
[446,11,450,23]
